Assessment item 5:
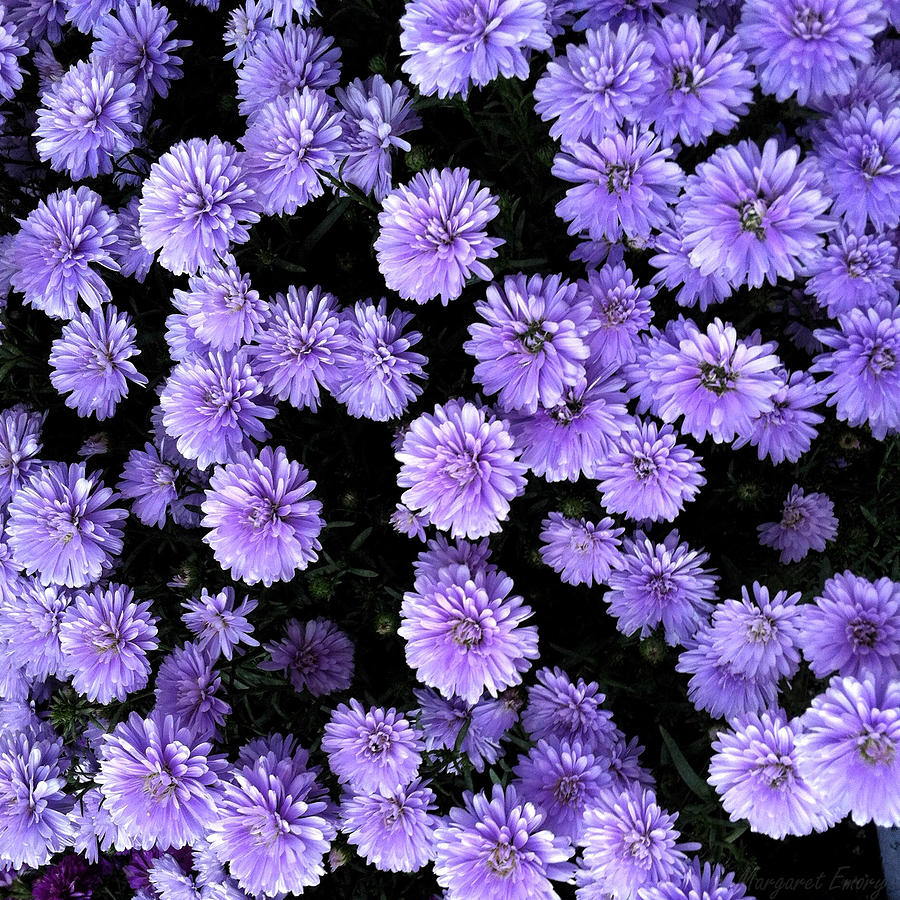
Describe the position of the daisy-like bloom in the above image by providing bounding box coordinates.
[154,643,230,742]
[0,728,73,869]
[160,352,276,470]
[757,485,838,563]
[522,666,615,751]
[580,787,695,899]
[434,784,573,900]
[398,564,539,704]
[35,58,139,181]
[200,446,324,586]
[92,0,190,102]
[172,257,267,352]
[223,0,273,68]
[241,88,344,216]
[139,137,259,276]
[0,405,42,505]
[533,23,655,145]
[679,138,833,289]
[376,168,503,305]
[649,225,733,311]
[603,728,656,794]
[798,571,900,681]
[0,579,70,680]
[236,25,341,120]
[397,399,527,539]
[49,305,147,421]
[71,786,132,862]
[97,712,227,850]
[465,273,591,414]
[646,318,783,444]
[182,587,258,662]
[811,300,900,439]
[322,700,423,793]
[513,739,610,841]
[335,75,421,200]
[737,0,885,106]
[147,854,208,900]
[595,419,705,522]
[10,187,119,319]
[642,859,752,900]
[259,617,354,694]
[709,710,836,839]
[644,15,753,147]
[570,0,693,28]
[333,297,427,420]
[400,0,551,99]
[270,0,317,24]
[391,502,429,540]
[0,7,26,102]
[554,128,683,243]
[114,197,155,283]
[340,779,438,873]
[539,513,623,587]
[605,530,718,646]
[59,583,158,704]
[7,462,126,589]
[413,534,495,584]
[795,675,900,826]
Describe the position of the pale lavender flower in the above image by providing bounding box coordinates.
[0,406,42,505]
[391,503,429,540]
[641,859,754,900]
[0,579,70,680]
[182,587,258,662]
[758,485,838,563]
[223,0,273,68]
[0,7,26,102]
[539,513,623,587]
[649,225,733,311]
[259,617,354,695]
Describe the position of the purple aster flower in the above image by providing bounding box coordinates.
[799,571,900,681]
[270,0,317,24]
[709,710,835,838]
[340,779,437,872]
[539,513,623,587]
[259,617,354,694]
[595,418,705,522]
[49,305,147,421]
[397,399,527,539]
[139,137,259,276]
[241,88,344,216]
[533,23,655,145]
[322,700,423,793]
[522,666,615,751]
[0,7,26,102]
[738,0,885,106]
[400,0,551,99]
[812,59,900,114]
[399,564,539,704]
[62,0,118,32]
[154,642,230,742]
[182,587,257,662]
[375,168,503,305]
[644,15,753,147]
[553,128,683,242]
[642,859,752,900]
[0,728,73,868]
[7,462,126,589]
[236,25,341,120]
[59,583,158,704]
[796,675,900,826]
[0,578,69,680]
[413,534,495,584]
[0,405,42,505]
[201,445,324,585]
[602,728,655,794]
[391,502,429,540]
[71,786,131,862]
[581,787,695,899]
[160,352,276,469]
[811,300,900,439]
[148,854,208,900]
[172,258,267,352]
[7,0,65,46]
[92,0,190,101]
[10,187,119,320]
[678,138,833,289]
[114,198,154,283]
[605,530,718,646]
[33,855,104,900]
[757,485,838,563]
[434,783,573,900]
[97,712,227,850]
[649,225,734,311]
[35,58,139,181]
[465,273,591,414]
[513,739,610,841]
[223,0,273,68]
[333,297,427,420]
[571,0,694,28]
[335,75,421,200]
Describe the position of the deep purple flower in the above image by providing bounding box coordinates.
[7,462,126,589]
[375,168,503,305]
[758,485,838,563]
[33,854,104,900]
[10,187,120,319]
[200,445,324,586]
[259,617,354,694]
[400,0,551,99]
[7,0,65,45]
[649,225,734,310]
[0,405,42,505]
[0,8,26,102]
[182,587,258,662]
[59,583,158,704]
[223,0,273,68]
[433,784,573,900]
[539,512,623,587]
[396,399,527,539]
[139,137,259,276]
[0,578,69,680]
[678,138,833,289]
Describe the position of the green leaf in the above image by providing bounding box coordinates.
[346,568,378,578]
[350,526,373,551]
[659,725,712,800]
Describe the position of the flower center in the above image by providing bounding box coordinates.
[698,361,736,395]
[747,613,775,643]
[791,5,827,39]
[487,840,517,877]
[738,199,767,237]
[554,774,584,804]
[520,320,550,354]
[857,726,895,766]
[606,162,634,194]
[780,504,804,528]
[671,63,695,93]
[867,342,896,374]
[445,455,480,486]
[365,725,393,756]
[452,616,483,648]
[632,452,657,481]
[847,616,879,650]
[757,755,793,788]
